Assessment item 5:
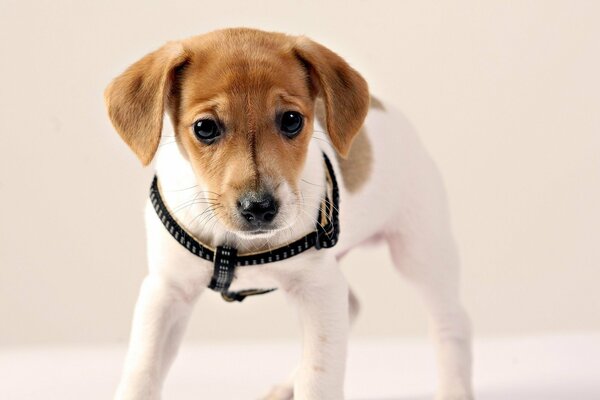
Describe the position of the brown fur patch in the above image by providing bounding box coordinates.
[370,95,386,110]
[336,127,373,193]
[176,30,315,230]
[105,28,371,230]
[315,100,374,193]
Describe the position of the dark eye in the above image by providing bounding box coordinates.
[193,119,220,143]
[279,111,303,138]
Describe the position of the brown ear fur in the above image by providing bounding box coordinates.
[294,37,370,157]
[104,42,188,165]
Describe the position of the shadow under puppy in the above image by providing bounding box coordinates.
[105,28,473,400]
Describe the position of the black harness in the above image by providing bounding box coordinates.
[149,153,340,302]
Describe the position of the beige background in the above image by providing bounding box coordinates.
[1,0,599,346]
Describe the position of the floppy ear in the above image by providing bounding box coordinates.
[293,37,370,157]
[104,42,188,165]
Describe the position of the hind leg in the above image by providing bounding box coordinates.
[386,229,473,400]
[261,288,360,400]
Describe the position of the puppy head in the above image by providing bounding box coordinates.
[105,28,369,236]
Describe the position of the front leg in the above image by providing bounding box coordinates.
[115,274,199,400]
[283,257,349,400]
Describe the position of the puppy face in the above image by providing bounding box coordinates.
[105,28,369,236]
[176,34,315,234]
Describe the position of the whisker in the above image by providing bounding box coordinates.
[301,178,325,188]
[164,185,221,197]
[165,184,199,192]
[170,188,221,212]
[297,207,328,234]
[297,196,340,215]
[172,199,219,214]
[204,214,222,239]
[196,211,219,237]
[189,205,224,226]
[294,191,328,232]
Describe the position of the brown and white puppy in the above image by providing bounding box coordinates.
[105,28,473,400]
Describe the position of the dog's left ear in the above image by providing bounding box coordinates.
[293,37,370,158]
[104,42,188,166]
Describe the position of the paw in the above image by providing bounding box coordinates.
[260,384,293,400]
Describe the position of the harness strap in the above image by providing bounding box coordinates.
[149,152,340,302]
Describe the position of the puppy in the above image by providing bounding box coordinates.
[105,28,473,400]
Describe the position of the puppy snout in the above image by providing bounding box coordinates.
[237,193,278,226]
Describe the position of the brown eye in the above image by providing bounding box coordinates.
[193,119,220,143]
[279,111,303,138]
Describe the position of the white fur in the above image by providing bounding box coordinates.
[114,103,473,400]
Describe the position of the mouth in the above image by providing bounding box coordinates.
[231,212,296,239]
[235,219,280,234]
[249,229,271,235]
[233,227,283,240]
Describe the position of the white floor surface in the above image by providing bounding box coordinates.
[1,334,598,399]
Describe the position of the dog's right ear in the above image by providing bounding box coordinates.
[104,42,188,166]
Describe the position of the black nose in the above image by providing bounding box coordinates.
[237,193,278,225]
